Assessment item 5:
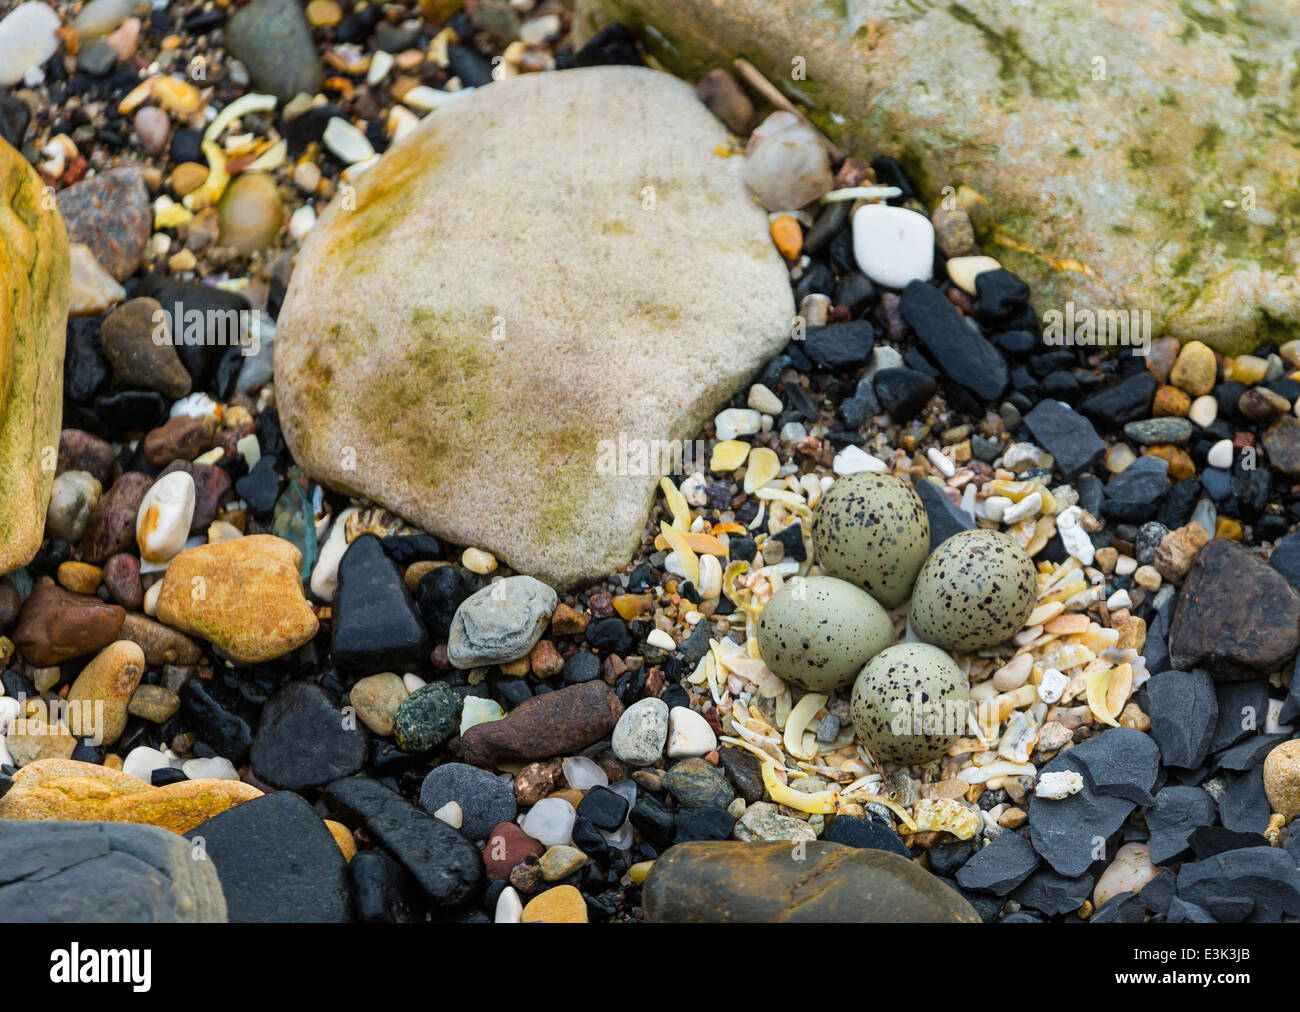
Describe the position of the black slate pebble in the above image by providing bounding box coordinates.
[955,830,1040,895]
[576,786,630,832]
[415,565,468,643]
[333,534,431,672]
[824,816,910,858]
[1146,786,1217,865]
[672,807,735,844]
[1023,398,1106,479]
[914,477,976,549]
[899,280,1007,400]
[250,681,366,791]
[1176,847,1300,922]
[234,454,280,518]
[349,848,424,923]
[180,679,254,765]
[186,791,351,922]
[802,319,875,370]
[1144,669,1217,769]
[322,775,483,908]
[1011,865,1093,916]
[873,367,936,422]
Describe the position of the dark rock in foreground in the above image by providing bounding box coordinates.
[322,775,482,908]
[186,791,351,922]
[643,841,979,922]
[0,820,226,922]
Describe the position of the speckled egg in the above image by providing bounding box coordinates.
[909,529,1037,652]
[850,643,968,763]
[756,576,894,692]
[811,473,929,608]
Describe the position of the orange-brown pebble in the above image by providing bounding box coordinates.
[521,884,588,923]
[550,602,588,635]
[770,215,802,261]
[499,656,530,677]
[1216,516,1243,540]
[528,638,564,679]
[57,561,103,595]
[1144,444,1195,480]
[1152,385,1191,417]
[325,819,357,860]
[548,788,584,808]
[612,593,651,620]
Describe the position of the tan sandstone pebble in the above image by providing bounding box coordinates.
[539,844,589,881]
[120,611,202,665]
[348,672,408,736]
[67,640,146,746]
[128,684,182,723]
[1154,521,1211,584]
[1114,615,1146,652]
[155,534,319,663]
[1169,340,1217,396]
[5,712,77,766]
[1094,547,1118,574]
[1119,702,1150,731]
[1263,740,1300,819]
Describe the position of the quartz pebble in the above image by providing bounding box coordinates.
[715,407,761,441]
[666,705,717,759]
[852,204,935,290]
[136,471,196,564]
[323,117,375,164]
[0,2,61,87]
[1035,770,1084,799]
[742,111,832,211]
[832,445,887,475]
[521,797,576,848]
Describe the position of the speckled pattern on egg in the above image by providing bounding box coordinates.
[756,576,893,692]
[850,642,968,763]
[909,528,1037,653]
[810,473,929,608]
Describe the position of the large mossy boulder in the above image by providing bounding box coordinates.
[576,0,1300,356]
[275,67,793,589]
[643,840,981,922]
[0,137,69,573]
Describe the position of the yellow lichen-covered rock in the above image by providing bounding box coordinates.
[0,137,70,572]
[154,534,319,663]
[0,757,262,834]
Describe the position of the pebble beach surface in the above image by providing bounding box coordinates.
[2,0,1300,927]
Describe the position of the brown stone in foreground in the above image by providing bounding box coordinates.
[454,681,623,768]
[1168,538,1300,680]
[643,841,980,923]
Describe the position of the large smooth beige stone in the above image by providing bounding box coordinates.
[274,66,793,589]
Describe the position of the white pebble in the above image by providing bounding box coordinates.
[323,117,375,164]
[495,885,523,923]
[851,203,934,290]
[123,745,177,783]
[1114,554,1137,576]
[309,508,356,601]
[779,421,806,443]
[402,673,427,693]
[715,407,761,441]
[0,2,62,87]
[742,111,831,211]
[925,446,955,478]
[1107,588,1133,610]
[1056,506,1094,565]
[561,756,608,791]
[1188,395,1218,427]
[832,444,886,475]
[366,49,394,86]
[460,696,504,736]
[433,801,463,828]
[136,471,195,564]
[1036,770,1084,799]
[462,547,497,574]
[979,495,1013,522]
[170,391,220,420]
[696,553,723,600]
[1037,667,1069,704]
[1001,491,1042,524]
[288,203,316,241]
[666,705,717,759]
[521,797,575,847]
[1207,438,1234,469]
[181,756,239,781]
[646,629,675,651]
[747,383,783,415]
